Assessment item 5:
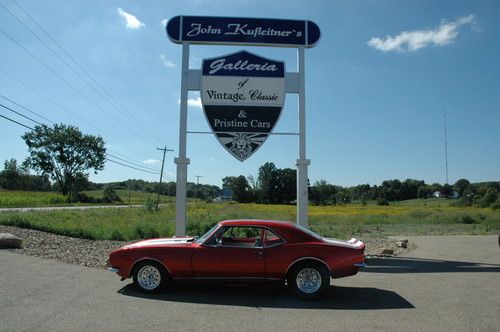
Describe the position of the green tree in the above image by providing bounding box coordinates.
[275,168,296,204]
[22,124,106,201]
[310,179,337,205]
[222,175,251,202]
[478,187,498,208]
[257,162,278,204]
[454,178,470,197]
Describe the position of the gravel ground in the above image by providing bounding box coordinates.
[0,225,415,269]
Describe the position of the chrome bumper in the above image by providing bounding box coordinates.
[108,267,120,273]
[354,262,367,268]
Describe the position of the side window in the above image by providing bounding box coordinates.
[220,226,263,248]
[264,229,285,247]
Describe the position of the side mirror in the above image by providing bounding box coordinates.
[216,238,222,247]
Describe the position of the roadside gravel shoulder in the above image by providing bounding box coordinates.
[0,225,415,269]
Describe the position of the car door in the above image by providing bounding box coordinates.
[192,226,265,278]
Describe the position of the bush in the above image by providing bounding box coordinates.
[459,215,477,224]
[103,186,122,203]
[490,199,500,210]
[377,198,389,206]
[70,192,95,203]
[478,188,498,208]
[143,195,159,213]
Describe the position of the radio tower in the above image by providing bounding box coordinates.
[443,107,449,184]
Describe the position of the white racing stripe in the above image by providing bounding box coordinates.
[124,237,194,248]
[323,237,364,249]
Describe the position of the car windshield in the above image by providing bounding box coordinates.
[295,225,324,241]
[195,224,220,244]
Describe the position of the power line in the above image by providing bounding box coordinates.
[0,27,151,144]
[0,68,149,158]
[3,0,167,146]
[105,158,161,176]
[106,152,163,173]
[0,101,43,125]
[0,94,172,179]
[0,113,34,130]
[0,92,54,124]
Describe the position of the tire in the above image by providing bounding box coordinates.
[132,261,168,293]
[287,262,330,300]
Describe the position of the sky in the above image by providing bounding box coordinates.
[0,0,499,188]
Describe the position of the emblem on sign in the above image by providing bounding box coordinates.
[201,51,285,161]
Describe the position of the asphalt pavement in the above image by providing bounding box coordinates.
[0,235,499,331]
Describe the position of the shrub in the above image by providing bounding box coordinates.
[103,186,122,203]
[478,188,498,208]
[70,192,95,203]
[459,215,477,224]
[143,195,159,213]
[490,199,500,210]
[377,198,389,206]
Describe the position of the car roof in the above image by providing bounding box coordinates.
[218,219,320,243]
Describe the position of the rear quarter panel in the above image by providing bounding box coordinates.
[264,242,364,279]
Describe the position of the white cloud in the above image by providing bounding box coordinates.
[143,159,160,165]
[161,18,168,27]
[188,97,202,108]
[160,54,175,68]
[368,15,476,52]
[177,97,202,108]
[117,8,145,29]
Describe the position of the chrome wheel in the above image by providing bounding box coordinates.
[296,268,322,294]
[137,265,162,290]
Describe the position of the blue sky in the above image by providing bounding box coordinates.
[0,0,499,188]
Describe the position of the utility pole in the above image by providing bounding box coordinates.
[443,107,449,184]
[194,175,202,203]
[157,146,173,210]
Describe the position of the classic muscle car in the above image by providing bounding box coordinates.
[108,219,366,300]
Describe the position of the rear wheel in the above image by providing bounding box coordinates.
[132,261,167,293]
[288,262,330,300]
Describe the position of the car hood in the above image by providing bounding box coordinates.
[123,237,195,249]
[323,237,365,250]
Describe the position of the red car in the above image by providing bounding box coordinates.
[108,220,366,300]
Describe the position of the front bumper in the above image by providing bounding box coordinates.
[353,262,367,268]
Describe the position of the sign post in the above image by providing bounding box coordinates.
[166,16,320,235]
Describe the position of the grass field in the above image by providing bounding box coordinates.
[0,200,498,241]
[0,190,68,207]
[83,189,175,205]
[0,189,173,207]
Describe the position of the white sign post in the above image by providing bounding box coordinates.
[166,16,320,235]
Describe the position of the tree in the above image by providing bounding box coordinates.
[478,187,498,208]
[310,180,337,205]
[222,175,251,202]
[257,162,278,204]
[0,158,50,191]
[22,124,106,201]
[454,178,470,197]
[275,168,296,204]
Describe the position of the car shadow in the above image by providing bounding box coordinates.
[364,256,500,274]
[117,283,414,310]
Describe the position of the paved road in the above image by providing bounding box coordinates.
[1,235,499,331]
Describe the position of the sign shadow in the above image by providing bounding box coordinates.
[364,256,500,274]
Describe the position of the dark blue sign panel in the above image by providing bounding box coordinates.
[202,50,285,77]
[166,16,320,48]
[201,51,286,161]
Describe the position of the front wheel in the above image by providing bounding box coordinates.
[288,262,330,300]
[132,261,167,293]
